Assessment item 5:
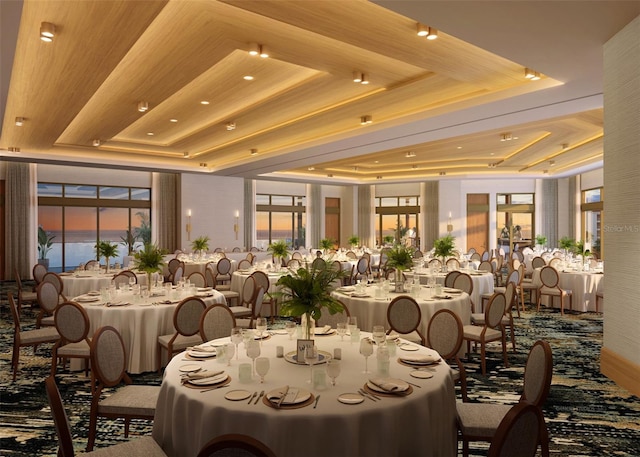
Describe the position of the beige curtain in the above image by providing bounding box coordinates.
[540,179,559,249]
[244,179,255,250]
[357,185,374,248]
[155,172,178,252]
[307,184,322,249]
[421,181,439,252]
[5,162,35,280]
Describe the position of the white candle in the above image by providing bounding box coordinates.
[187,209,192,217]
[234,210,240,218]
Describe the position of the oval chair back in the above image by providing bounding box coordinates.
[386,296,425,345]
[200,304,236,341]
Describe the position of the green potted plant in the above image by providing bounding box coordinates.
[120,230,138,256]
[95,240,119,273]
[385,244,415,292]
[319,238,335,253]
[558,236,575,253]
[191,235,210,257]
[132,243,167,290]
[383,235,395,246]
[268,240,290,267]
[347,235,360,249]
[37,226,55,268]
[276,262,348,339]
[535,234,547,249]
[433,234,456,270]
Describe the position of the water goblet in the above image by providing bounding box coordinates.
[285,321,296,340]
[256,317,268,346]
[359,338,373,373]
[304,346,319,384]
[255,357,270,383]
[230,327,242,360]
[246,340,261,376]
[326,359,341,387]
[242,329,253,348]
[225,342,235,366]
[347,316,358,344]
[372,325,386,346]
[336,322,347,342]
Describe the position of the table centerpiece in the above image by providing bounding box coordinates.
[95,240,118,274]
[385,244,415,292]
[132,243,167,290]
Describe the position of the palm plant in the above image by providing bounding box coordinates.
[535,234,548,248]
[268,240,290,266]
[38,226,55,261]
[95,240,119,273]
[191,235,210,255]
[558,236,576,252]
[347,235,360,248]
[433,234,456,265]
[132,243,167,290]
[319,238,335,251]
[385,244,414,272]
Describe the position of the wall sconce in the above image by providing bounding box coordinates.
[447,212,453,234]
[186,209,192,241]
[234,210,239,240]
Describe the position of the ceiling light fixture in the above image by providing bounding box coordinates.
[327,174,333,178]
[353,166,359,171]
[500,133,513,141]
[170,118,178,123]
[562,143,569,150]
[426,27,438,40]
[8,147,20,152]
[183,152,189,158]
[137,101,149,112]
[248,43,260,56]
[146,132,154,136]
[226,122,236,131]
[243,75,254,81]
[524,67,541,80]
[439,172,446,176]
[412,165,418,169]
[92,139,101,147]
[416,23,437,40]
[40,22,55,42]
[250,148,258,155]
[405,151,416,158]
[352,71,362,83]
[15,117,24,126]
[360,73,369,85]
[200,100,210,105]
[259,45,269,58]
[360,115,372,125]
[308,166,315,171]
[200,163,208,168]
[376,176,383,180]
[549,160,556,166]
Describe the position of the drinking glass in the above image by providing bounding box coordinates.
[230,327,242,360]
[242,329,253,348]
[225,342,235,366]
[246,340,261,376]
[336,322,347,341]
[255,357,270,383]
[326,359,341,387]
[347,316,358,343]
[304,346,319,384]
[372,325,386,346]
[359,338,373,373]
[256,317,268,346]
[285,321,296,340]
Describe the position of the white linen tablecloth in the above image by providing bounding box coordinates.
[60,271,148,297]
[531,268,604,312]
[153,332,457,457]
[79,289,226,373]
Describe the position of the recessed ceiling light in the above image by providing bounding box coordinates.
[439,171,446,176]
[40,22,55,42]
[327,174,333,178]
[405,151,416,158]
[308,166,315,171]
[250,148,258,155]
[137,101,149,112]
[15,117,24,126]
[412,165,418,169]
[243,75,254,81]
[226,122,236,131]
[374,160,379,164]
[353,166,359,171]
[376,175,383,180]
[562,143,569,150]
[183,152,189,158]
[200,100,210,105]
[549,160,556,166]
[147,132,154,136]
[490,152,495,156]
[170,118,178,123]
[360,115,372,125]
[92,139,101,147]
[457,146,462,150]
[8,147,20,152]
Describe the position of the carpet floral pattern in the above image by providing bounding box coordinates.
[1,281,639,456]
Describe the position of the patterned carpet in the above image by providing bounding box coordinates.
[1,281,639,457]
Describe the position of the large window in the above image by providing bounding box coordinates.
[38,183,151,272]
[375,196,419,246]
[582,187,603,258]
[497,193,535,252]
[256,194,306,249]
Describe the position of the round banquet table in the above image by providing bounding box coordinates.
[152,331,457,457]
[404,270,494,313]
[77,288,226,373]
[531,267,604,312]
[332,283,472,337]
[60,270,149,298]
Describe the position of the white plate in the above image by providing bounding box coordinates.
[338,393,365,405]
[366,379,410,394]
[410,370,434,379]
[179,364,202,373]
[266,387,311,405]
[188,373,229,386]
[314,329,336,336]
[87,291,101,296]
[75,296,100,303]
[400,355,441,366]
[398,343,419,351]
[284,351,331,365]
[187,348,217,358]
[225,389,252,401]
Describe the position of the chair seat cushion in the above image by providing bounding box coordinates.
[456,402,511,437]
[463,325,502,341]
[21,327,60,344]
[540,286,572,295]
[41,316,56,326]
[98,385,160,417]
[470,314,510,326]
[20,291,38,301]
[83,435,167,457]
[157,333,202,351]
[57,340,90,357]
[215,285,232,291]
[229,306,252,317]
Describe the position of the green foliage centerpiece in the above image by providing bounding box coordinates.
[348,235,360,249]
[433,234,456,271]
[268,240,290,268]
[37,226,55,267]
[319,238,335,253]
[535,234,548,249]
[276,262,348,339]
[558,236,575,254]
[385,244,415,292]
[132,243,167,290]
[191,235,210,257]
[95,240,118,273]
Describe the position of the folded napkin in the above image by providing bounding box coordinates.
[315,325,332,335]
[190,345,217,353]
[368,378,409,393]
[105,301,130,307]
[267,386,298,406]
[182,370,225,384]
[400,353,440,364]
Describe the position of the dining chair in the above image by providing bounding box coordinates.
[487,402,550,457]
[215,257,233,285]
[531,255,547,270]
[291,251,303,260]
[386,296,425,345]
[452,272,474,311]
[120,269,138,281]
[443,271,459,288]
[171,265,185,285]
[462,292,509,375]
[481,250,491,261]
[14,267,38,313]
[43,271,67,297]
[457,340,553,456]
[51,301,92,382]
[537,265,572,315]
[446,257,461,271]
[286,258,301,269]
[478,260,493,274]
[548,257,563,268]
[199,304,236,341]
[45,376,167,457]
[413,249,424,258]
[84,259,100,270]
[196,433,276,457]
[427,308,468,401]
[351,257,369,284]
[112,271,133,288]
[311,257,326,269]
[512,250,525,263]
[36,280,62,328]
[8,293,59,381]
[157,297,206,373]
[207,264,240,306]
[188,271,207,288]
[470,252,481,262]
[481,269,519,312]
[345,250,358,259]
[316,300,351,329]
[237,259,253,270]
[595,277,604,313]
[232,246,242,252]
[165,258,182,283]
[33,263,48,286]
[427,258,442,270]
[250,270,276,320]
[473,282,518,352]
[88,326,161,451]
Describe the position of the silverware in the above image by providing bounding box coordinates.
[358,388,377,401]
[181,359,204,362]
[405,380,422,388]
[199,385,229,393]
[248,391,258,404]
[276,385,290,408]
[254,390,264,405]
[313,395,321,408]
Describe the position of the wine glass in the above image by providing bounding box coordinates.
[242,329,253,348]
[285,321,296,340]
[304,346,319,384]
[230,327,242,360]
[336,322,347,342]
[372,325,386,346]
[326,359,341,387]
[256,317,268,346]
[347,316,358,343]
[255,357,270,383]
[359,338,373,373]
[225,342,235,366]
[246,340,261,376]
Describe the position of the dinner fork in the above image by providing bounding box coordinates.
[358,389,378,402]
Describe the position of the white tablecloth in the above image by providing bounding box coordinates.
[60,271,149,298]
[153,332,457,457]
[79,289,226,373]
[531,268,604,312]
